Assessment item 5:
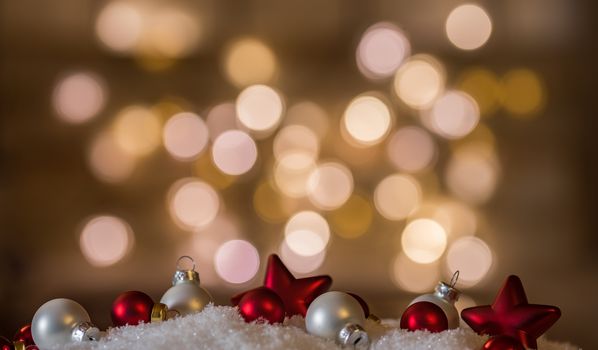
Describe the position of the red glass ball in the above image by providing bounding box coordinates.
[25,347,39,350]
[0,336,13,350]
[14,324,35,347]
[400,301,449,333]
[347,292,370,318]
[238,287,285,324]
[111,290,155,327]
[482,336,525,350]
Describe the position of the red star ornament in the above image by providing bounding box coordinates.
[232,254,332,317]
[461,275,561,349]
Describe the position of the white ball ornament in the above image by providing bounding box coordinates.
[31,298,102,350]
[305,291,370,347]
[160,256,213,316]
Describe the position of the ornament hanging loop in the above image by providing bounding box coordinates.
[176,255,196,271]
[450,270,460,288]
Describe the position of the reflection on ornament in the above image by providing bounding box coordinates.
[237,287,285,324]
[111,291,168,327]
[160,256,213,316]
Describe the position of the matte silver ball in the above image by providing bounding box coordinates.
[305,291,366,340]
[31,298,91,350]
[160,282,212,316]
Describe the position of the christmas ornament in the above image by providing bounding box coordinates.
[232,254,331,317]
[305,291,370,347]
[461,275,561,349]
[13,324,35,350]
[237,286,285,324]
[347,292,370,318]
[31,298,101,349]
[160,256,213,316]
[400,271,461,332]
[111,291,168,327]
[0,337,12,350]
[482,336,525,350]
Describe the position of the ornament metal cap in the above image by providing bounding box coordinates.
[71,322,101,342]
[13,341,25,350]
[435,271,461,304]
[337,323,370,347]
[172,256,200,286]
[151,303,169,323]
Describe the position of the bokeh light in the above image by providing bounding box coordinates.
[163,112,209,161]
[168,178,220,231]
[224,38,278,88]
[80,215,133,267]
[446,236,493,287]
[342,95,392,146]
[446,144,499,204]
[273,125,319,162]
[375,174,422,221]
[88,131,136,183]
[280,241,326,274]
[457,68,501,116]
[284,211,330,256]
[501,69,546,116]
[356,22,410,80]
[429,90,480,139]
[211,130,258,176]
[401,218,448,264]
[433,201,478,238]
[387,126,437,173]
[445,4,492,50]
[95,1,143,54]
[285,102,329,140]
[53,72,106,124]
[391,252,440,293]
[236,84,284,136]
[193,154,236,190]
[393,55,445,109]
[329,194,373,239]
[307,162,354,210]
[214,240,260,284]
[274,152,317,198]
[206,102,237,142]
[141,6,201,59]
[112,105,162,157]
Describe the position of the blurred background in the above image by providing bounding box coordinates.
[0,0,595,347]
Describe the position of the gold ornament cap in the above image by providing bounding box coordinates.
[151,303,168,323]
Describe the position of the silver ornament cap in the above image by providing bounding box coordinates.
[160,256,213,316]
[305,291,370,347]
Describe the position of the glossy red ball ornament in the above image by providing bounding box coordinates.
[13,324,35,347]
[400,301,449,333]
[238,287,285,324]
[111,291,155,327]
[482,336,525,350]
[0,336,13,350]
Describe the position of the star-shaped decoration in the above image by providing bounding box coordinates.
[461,275,561,349]
[232,254,332,317]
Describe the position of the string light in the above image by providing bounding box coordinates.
[446,4,492,50]
[236,84,284,137]
[53,72,106,124]
[356,22,410,80]
[307,162,354,210]
[393,55,445,109]
[167,178,220,231]
[163,112,209,161]
[342,94,392,146]
[211,130,258,176]
[401,218,448,264]
[80,216,133,267]
[214,240,260,284]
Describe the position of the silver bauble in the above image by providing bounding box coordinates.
[408,278,461,329]
[305,291,369,347]
[160,256,212,316]
[31,298,100,350]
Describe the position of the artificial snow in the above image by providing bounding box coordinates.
[58,305,580,350]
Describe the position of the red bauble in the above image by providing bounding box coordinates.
[111,291,155,327]
[400,301,449,333]
[232,254,331,317]
[13,324,35,347]
[0,336,13,350]
[482,336,525,350]
[347,292,370,318]
[461,275,561,349]
[238,286,285,324]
